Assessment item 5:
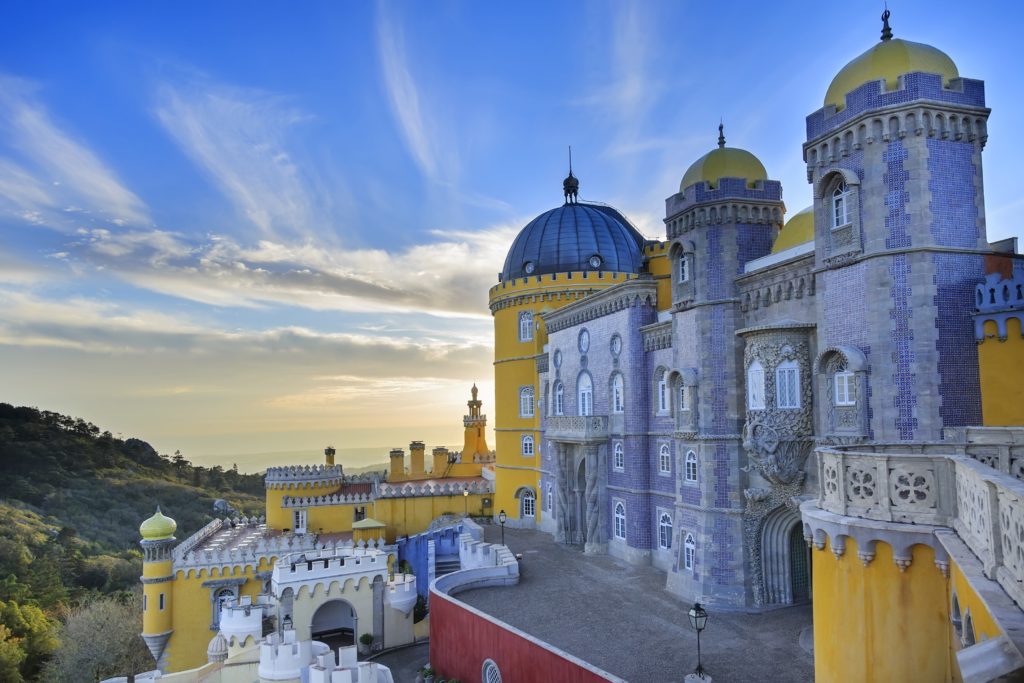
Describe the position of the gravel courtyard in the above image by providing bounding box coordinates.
[456,526,814,683]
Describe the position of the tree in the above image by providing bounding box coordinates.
[0,625,26,683]
[0,599,57,679]
[43,593,151,683]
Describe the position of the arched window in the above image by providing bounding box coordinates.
[678,383,688,412]
[747,360,765,410]
[659,513,673,549]
[521,434,534,456]
[685,450,698,482]
[776,359,800,409]
[614,502,626,539]
[832,181,850,228]
[483,659,502,683]
[951,593,963,640]
[611,374,624,413]
[520,490,536,518]
[684,533,696,570]
[657,370,669,413]
[518,311,533,341]
[678,254,689,282]
[963,611,976,647]
[834,365,855,406]
[659,443,671,474]
[613,442,625,470]
[213,588,234,627]
[519,386,535,417]
[578,373,593,416]
[554,382,564,415]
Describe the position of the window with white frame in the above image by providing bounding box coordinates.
[659,443,671,474]
[684,533,695,570]
[519,386,535,417]
[483,659,502,683]
[685,450,698,482]
[832,181,850,228]
[657,370,669,413]
[611,374,624,413]
[678,383,688,411]
[520,490,536,518]
[578,373,593,416]
[659,512,673,549]
[613,442,624,470]
[747,360,765,410]
[518,311,533,341]
[554,382,564,415]
[614,502,626,539]
[678,254,689,282]
[834,366,856,406]
[776,359,800,409]
[521,434,534,456]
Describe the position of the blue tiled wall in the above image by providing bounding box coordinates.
[927,139,980,248]
[933,253,985,428]
[889,254,918,440]
[884,141,911,249]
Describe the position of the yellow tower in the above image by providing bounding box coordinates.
[140,507,177,670]
[489,171,649,524]
[461,383,491,460]
[975,270,1024,426]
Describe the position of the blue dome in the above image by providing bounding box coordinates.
[501,203,646,281]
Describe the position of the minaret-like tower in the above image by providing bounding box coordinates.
[805,10,990,441]
[461,384,491,461]
[140,507,177,670]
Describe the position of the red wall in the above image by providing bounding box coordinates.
[429,590,614,683]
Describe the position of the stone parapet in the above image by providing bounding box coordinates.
[281,491,374,508]
[545,415,609,443]
[265,464,344,490]
[377,478,493,498]
[271,546,391,596]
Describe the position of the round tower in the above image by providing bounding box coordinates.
[140,506,177,670]
[490,170,648,526]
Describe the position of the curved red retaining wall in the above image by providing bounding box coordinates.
[429,589,616,683]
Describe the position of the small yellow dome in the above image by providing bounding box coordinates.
[825,18,958,111]
[140,507,177,540]
[772,206,814,254]
[680,125,767,192]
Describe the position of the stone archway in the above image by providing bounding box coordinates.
[310,599,357,649]
[761,505,809,605]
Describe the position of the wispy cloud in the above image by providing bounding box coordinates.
[154,77,336,241]
[0,74,149,229]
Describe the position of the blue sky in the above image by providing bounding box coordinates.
[0,1,1021,467]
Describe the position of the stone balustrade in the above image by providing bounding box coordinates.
[545,415,609,443]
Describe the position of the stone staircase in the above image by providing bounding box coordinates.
[434,554,461,577]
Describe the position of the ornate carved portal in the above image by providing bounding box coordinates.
[553,441,606,552]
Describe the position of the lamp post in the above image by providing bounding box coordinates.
[463,486,469,516]
[498,510,507,546]
[688,602,709,679]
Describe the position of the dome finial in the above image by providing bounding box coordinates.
[880,6,893,41]
[563,145,579,205]
[717,121,726,149]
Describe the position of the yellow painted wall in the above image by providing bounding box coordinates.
[165,560,272,673]
[644,243,672,311]
[949,559,1002,646]
[370,493,489,540]
[979,317,1024,426]
[265,480,343,531]
[812,537,952,683]
[490,272,635,521]
[142,558,173,635]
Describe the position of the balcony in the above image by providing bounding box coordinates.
[545,415,609,443]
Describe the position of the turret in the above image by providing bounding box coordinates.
[140,506,177,670]
[461,384,491,461]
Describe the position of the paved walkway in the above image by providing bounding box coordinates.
[457,527,814,683]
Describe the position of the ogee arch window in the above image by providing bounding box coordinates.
[614,502,626,539]
[776,359,800,409]
[613,442,625,470]
[519,386,535,417]
[578,373,593,416]
[611,374,624,413]
[518,311,533,341]
[684,533,696,570]
[659,512,673,549]
[832,181,850,228]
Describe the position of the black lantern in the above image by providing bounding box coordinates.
[688,602,708,678]
[463,486,470,516]
[498,509,507,545]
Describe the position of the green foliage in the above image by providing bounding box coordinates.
[413,594,429,623]
[0,601,57,680]
[359,632,374,645]
[0,625,27,683]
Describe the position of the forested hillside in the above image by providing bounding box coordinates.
[0,403,266,681]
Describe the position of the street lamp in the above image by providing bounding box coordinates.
[688,602,709,679]
[498,510,507,546]
[463,486,469,516]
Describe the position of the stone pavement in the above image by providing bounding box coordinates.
[457,526,814,683]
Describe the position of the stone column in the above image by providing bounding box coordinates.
[584,444,601,553]
[555,443,570,543]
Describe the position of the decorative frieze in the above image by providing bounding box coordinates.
[542,280,657,334]
[641,321,672,351]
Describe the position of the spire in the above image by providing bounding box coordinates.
[718,122,726,149]
[880,7,893,41]
[562,145,580,204]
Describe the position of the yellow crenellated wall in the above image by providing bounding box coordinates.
[266,480,343,531]
[812,537,953,683]
[165,559,272,672]
[979,316,1024,426]
[644,242,672,311]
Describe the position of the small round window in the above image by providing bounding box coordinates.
[588,254,602,269]
[524,261,535,274]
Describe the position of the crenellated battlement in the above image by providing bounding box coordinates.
[377,478,493,498]
[281,491,375,508]
[271,545,392,597]
[265,464,344,490]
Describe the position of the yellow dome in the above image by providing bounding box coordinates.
[772,206,814,254]
[825,14,958,111]
[139,507,177,540]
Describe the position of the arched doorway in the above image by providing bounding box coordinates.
[310,599,356,650]
[761,505,810,605]
[789,523,810,602]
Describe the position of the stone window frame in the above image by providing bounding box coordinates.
[658,443,672,475]
[612,441,625,471]
[670,240,696,307]
[684,532,696,571]
[684,450,698,482]
[519,385,535,418]
[518,310,533,342]
[613,500,626,540]
[831,181,851,228]
[815,345,869,438]
[553,382,564,416]
[610,372,625,414]
[657,509,673,550]
[577,371,594,417]
[521,434,534,457]
[747,359,766,411]
[834,368,855,406]
[815,169,862,257]
[673,368,698,432]
[655,367,670,415]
